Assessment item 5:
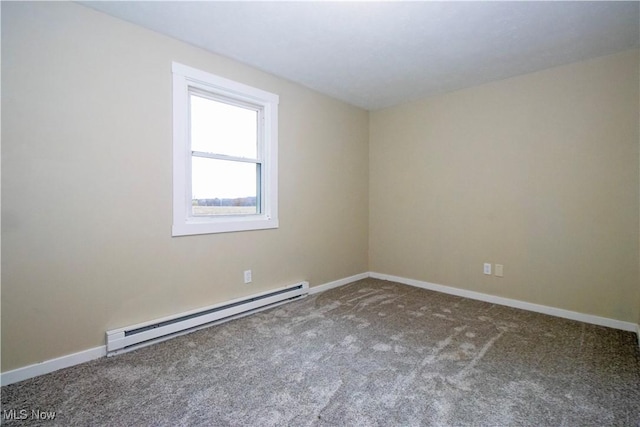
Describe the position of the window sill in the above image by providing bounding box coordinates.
[172,217,279,236]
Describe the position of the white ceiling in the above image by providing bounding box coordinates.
[83,1,639,110]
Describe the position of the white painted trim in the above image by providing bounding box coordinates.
[369,272,638,332]
[3,271,635,386]
[1,346,106,386]
[1,273,371,386]
[172,61,279,237]
[308,272,369,295]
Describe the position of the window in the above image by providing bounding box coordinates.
[172,62,279,236]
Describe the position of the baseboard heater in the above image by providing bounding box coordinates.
[106,281,309,355]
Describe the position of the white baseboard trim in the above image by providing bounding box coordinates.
[370,272,639,333]
[2,271,636,386]
[1,345,106,386]
[1,273,368,386]
[308,272,369,295]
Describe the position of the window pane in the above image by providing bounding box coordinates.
[191,156,259,216]
[190,93,258,159]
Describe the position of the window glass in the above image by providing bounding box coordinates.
[191,157,259,216]
[190,93,258,159]
[172,61,278,236]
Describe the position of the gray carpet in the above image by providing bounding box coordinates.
[2,278,640,426]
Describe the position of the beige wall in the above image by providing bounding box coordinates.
[1,2,369,371]
[370,49,640,323]
[3,2,640,374]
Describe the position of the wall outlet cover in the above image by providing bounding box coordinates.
[483,263,492,275]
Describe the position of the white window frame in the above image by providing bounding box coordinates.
[172,62,279,236]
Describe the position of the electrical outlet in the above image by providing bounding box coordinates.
[495,264,504,277]
[483,263,492,275]
[244,270,252,284]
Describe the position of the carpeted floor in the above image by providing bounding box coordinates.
[2,278,640,426]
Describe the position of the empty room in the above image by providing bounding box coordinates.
[1,1,639,425]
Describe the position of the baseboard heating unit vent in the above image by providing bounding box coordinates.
[106,281,309,355]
